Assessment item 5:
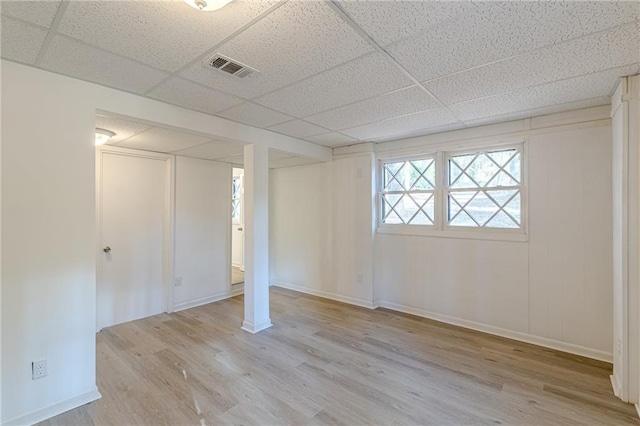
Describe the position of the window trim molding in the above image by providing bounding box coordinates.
[378,152,438,228]
[376,140,529,242]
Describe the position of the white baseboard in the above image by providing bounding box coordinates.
[271,281,376,309]
[611,374,622,398]
[173,291,236,312]
[378,300,613,363]
[241,319,273,334]
[230,284,244,297]
[2,387,101,426]
[271,283,612,363]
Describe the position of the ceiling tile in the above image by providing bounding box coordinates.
[449,65,638,121]
[267,120,329,139]
[304,86,440,131]
[116,127,211,153]
[216,102,292,128]
[0,16,48,65]
[387,1,639,82]
[1,0,61,28]
[305,132,358,147]
[425,22,640,105]
[56,0,277,72]
[148,78,243,115]
[181,0,373,99]
[95,115,151,145]
[40,36,169,94]
[337,0,477,46]
[341,108,460,142]
[253,53,414,117]
[462,96,612,128]
[173,139,245,160]
[214,154,244,166]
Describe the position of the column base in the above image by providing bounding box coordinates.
[241,319,273,334]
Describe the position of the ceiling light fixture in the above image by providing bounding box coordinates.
[95,128,115,146]
[183,0,233,12]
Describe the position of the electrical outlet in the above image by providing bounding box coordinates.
[174,277,183,287]
[356,273,363,283]
[32,359,47,380]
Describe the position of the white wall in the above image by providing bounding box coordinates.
[174,156,231,311]
[1,62,99,423]
[0,60,326,425]
[270,154,375,308]
[270,107,615,361]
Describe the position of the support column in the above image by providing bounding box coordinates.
[612,74,640,411]
[241,144,272,333]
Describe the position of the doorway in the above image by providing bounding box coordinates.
[231,167,245,290]
[97,147,174,331]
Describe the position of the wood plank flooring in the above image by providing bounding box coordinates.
[40,288,638,425]
[232,266,244,285]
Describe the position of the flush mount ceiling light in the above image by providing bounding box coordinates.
[183,0,232,12]
[95,128,115,146]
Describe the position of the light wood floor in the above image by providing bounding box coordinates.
[40,288,638,425]
[232,266,244,285]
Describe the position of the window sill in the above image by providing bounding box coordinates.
[376,224,528,242]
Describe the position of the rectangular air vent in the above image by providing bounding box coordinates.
[205,53,258,79]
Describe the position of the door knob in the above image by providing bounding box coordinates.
[103,246,111,253]
[237,227,243,231]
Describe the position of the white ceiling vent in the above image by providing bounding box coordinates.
[205,53,257,78]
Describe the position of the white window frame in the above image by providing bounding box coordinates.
[378,153,439,228]
[443,142,526,235]
[377,141,528,242]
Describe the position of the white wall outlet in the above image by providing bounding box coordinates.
[32,359,47,380]
[356,273,363,283]
[174,277,183,287]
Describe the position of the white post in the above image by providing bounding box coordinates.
[241,144,272,333]
[611,74,640,411]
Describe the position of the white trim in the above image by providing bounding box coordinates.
[241,319,273,334]
[378,300,612,363]
[95,146,175,330]
[2,388,101,426]
[612,374,622,398]
[635,403,640,419]
[272,281,376,309]
[230,284,244,297]
[173,291,237,312]
[376,225,528,242]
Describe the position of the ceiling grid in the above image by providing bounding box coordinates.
[1,0,638,148]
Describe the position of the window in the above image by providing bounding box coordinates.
[381,156,436,225]
[379,143,525,238]
[232,177,241,222]
[446,147,522,229]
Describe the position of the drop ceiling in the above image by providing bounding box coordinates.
[96,114,318,168]
[3,0,639,147]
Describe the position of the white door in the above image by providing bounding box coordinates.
[231,172,245,271]
[98,150,170,330]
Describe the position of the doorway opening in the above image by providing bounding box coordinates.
[231,167,245,292]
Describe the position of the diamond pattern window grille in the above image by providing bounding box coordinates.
[232,178,241,221]
[446,148,522,229]
[381,157,436,225]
